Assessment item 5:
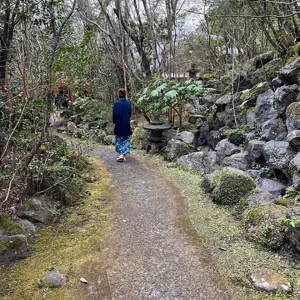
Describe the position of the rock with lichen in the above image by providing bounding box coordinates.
[165,139,193,161]
[176,151,220,174]
[223,152,249,171]
[286,102,300,132]
[212,169,256,205]
[250,267,292,293]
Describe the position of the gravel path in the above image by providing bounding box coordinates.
[91,148,230,300]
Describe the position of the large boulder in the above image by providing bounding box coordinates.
[246,188,274,207]
[278,56,300,84]
[245,204,287,249]
[215,139,240,164]
[248,140,266,167]
[0,216,29,263]
[226,129,246,146]
[274,85,298,116]
[17,196,59,224]
[223,152,249,171]
[204,130,222,149]
[176,151,220,174]
[254,89,278,133]
[290,153,300,190]
[213,169,256,205]
[256,178,286,198]
[165,139,193,161]
[131,127,149,150]
[200,170,221,193]
[178,131,195,144]
[286,102,300,132]
[287,130,300,150]
[260,117,288,142]
[263,141,297,177]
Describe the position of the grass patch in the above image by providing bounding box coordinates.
[0,157,113,300]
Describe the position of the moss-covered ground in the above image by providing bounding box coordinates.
[137,152,300,300]
[0,157,113,300]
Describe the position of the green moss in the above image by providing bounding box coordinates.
[275,198,295,207]
[234,196,249,218]
[245,206,265,225]
[0,158,113,300]
[286,42,300,64]
[0,236,25,252]
[245,205,287,250]
[286,54,299,65]
[0,217,25,235]
[213,170,256,205]
[240,82,269,107]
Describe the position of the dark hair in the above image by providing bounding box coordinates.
[118,88,126,98]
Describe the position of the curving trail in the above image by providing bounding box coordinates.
[86,148,230,300]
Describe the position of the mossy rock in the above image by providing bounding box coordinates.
[249,59,283,85]
[240,82,269,108]
[286,42,300,64]
[0,216,25,235]
[131,127,149,150]
[245,204,287,249]
[0,235,29,263]
[212,169,256,205]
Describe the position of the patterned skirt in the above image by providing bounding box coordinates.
[115,136,131,155]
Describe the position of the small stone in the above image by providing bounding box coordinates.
[44,270,66,288]
[166,162,177,168]
[256,178,286,198]
[80,277,88,284]
[250,268,292,293]
[85,176,97,183]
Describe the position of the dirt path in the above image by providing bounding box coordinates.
[86,148,230,300]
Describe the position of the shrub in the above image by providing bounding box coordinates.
[213,169,256,205]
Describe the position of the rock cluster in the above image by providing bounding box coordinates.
[162,55,300,253]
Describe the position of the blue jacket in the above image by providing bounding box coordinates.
[113,98,132,137]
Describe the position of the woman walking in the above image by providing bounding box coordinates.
[113,88,132,162]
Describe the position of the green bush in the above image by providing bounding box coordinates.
[213,169,256,205]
